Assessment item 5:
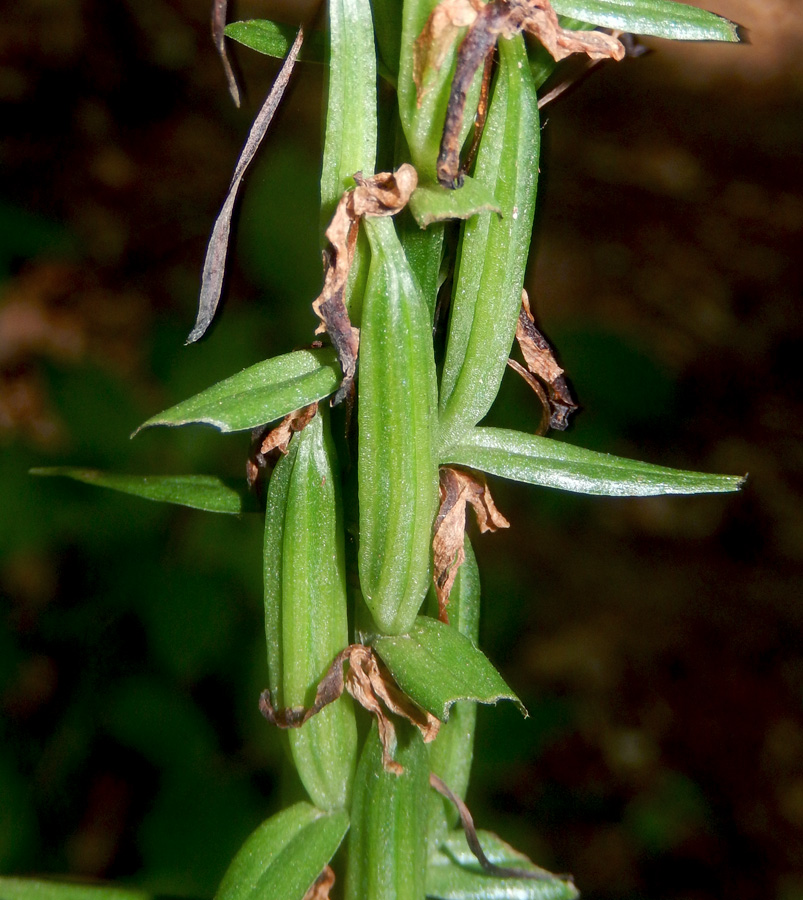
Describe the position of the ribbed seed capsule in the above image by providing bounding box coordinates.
[263,410,357,810]
[344,722,430,900]
[358,215,440,636]
[425,537,481,839]
[438,35,539,451]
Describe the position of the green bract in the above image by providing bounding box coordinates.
[134,347,340,434]
[442,427,745,496]
[29,468,254,514]
[551,0,739,41]
[373,615,525,721]
[215,803,349,900]
[427,830,579,900]
[0,880,151,900]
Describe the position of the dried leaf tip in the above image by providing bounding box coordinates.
[259,643,438,775]
[433,468,509,622]
[509,289,577,432]
[433,0,625,187]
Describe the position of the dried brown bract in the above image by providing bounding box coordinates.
[259,403,319,457]
[433,467,509,622]
[246,402,319,488]
[259,641,438,775]
[314,165,419,406]
[432,0,625,187]
[302,867,335,900]
[509,290,577,431]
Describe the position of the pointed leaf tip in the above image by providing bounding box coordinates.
[373,617,526,721]
[30,468,252,514]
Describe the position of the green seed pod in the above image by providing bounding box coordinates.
[438,35,539,451]
[358,215,440,636]
[263,410,358,810]
[344,721,430,900]
[425,537,481,839]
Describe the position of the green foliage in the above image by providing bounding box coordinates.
[441,427,744,495]
[22,0,744,898]
[373,617,525,720]
[427,831,578,900]
[29,469,253,514]
[135,347,340,434]
[550,0,740,40]
[214,804,349,900]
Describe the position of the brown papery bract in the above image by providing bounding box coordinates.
[313,165,419,406]
[433,467,509,622]
[509,289,578,431]
[301,866,336,900]
[259,641,438,775]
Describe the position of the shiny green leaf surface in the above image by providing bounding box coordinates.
[225,20,327,62]
[373,616,525,720]
[551,0,739,41]
[30,469,251,514]
[441,427,745,496]
[134,348,339,434]
[409,177,501,228]
[215,803,349,900]
[427,830,578,900]
[345,724,430,900]
[0,880,150,900]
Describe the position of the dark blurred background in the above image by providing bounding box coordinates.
[1,1,802,899]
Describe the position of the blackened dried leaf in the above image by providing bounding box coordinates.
[435,0,624,187]
[513,290,577,430]
[302,867,335,900]
[345,644,439,774]
[433,467,509,622]
[313,165,418,405]
[259,643,438,775]
[187,28,304,344]
[212,0,241,107]
[430,773,572,882]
